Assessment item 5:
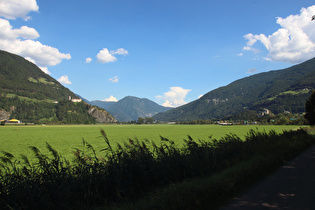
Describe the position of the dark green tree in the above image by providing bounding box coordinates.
[137,117,144,124]
[145,117,154,124]
[305,90,315,126]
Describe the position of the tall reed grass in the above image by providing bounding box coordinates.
[0,128,314,209]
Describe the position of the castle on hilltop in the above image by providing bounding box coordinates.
[69,96,82,103]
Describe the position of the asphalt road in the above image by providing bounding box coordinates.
[221,144,315,210]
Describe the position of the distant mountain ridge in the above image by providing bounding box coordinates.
[154,57,315,121]
[90,100,116,111]
[89,96,171,122]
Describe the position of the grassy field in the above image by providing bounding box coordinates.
[0,125,313,209]
[0,124,304,161]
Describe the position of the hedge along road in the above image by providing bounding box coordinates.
[0,124,303,162]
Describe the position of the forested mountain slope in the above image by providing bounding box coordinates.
[0,50,116,124]
[0,50,76,101]
[154,57,315,121]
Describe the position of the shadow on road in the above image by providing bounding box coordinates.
[221,145,315,209]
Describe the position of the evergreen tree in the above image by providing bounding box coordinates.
[305,90,315,126]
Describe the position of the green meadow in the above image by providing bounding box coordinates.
[0,124,313,209]
[0,124,303,161]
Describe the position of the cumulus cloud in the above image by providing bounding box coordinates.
[102,95,118,102]
[96,48,117,63]
[109,75,119,83]
[96,48,128,63]
[0,2,71,75]
[247,68,258,74]
[0,19,39,40]
[157,87,191,108]
[57,75,72,85]
[85,57,92,63]
[0,33,71,67]
[0,0,39,20]
[243,5,315,64]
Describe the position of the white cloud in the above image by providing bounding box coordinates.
[109,75,119,83]
[157,87,191,108]
[96,48,117,63]
[247,68,257,74]
[238,53,243,56]
[161,100,173,108]
[0,34,71,67]
[198,95,203,99]
[110,48,128,55]
[0,19,39,40]
[0,7,71,75]
[85,57,92,63]
[102,95,118,102]
[96,48,128,63]
[243,5,315,64]
[0,0,39,20]
[57,75,72,85]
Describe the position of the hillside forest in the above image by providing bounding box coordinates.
[0,94,95,124]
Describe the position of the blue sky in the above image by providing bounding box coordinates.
[1,0,315,107]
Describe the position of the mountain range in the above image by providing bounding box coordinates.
[1,49,314,124]
[88,96,171,122]
[154,57,315,121]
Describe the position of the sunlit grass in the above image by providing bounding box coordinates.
[0,124,303,161]
[267,89,311,100]
[4,93,54,103]
[38,77,55,85]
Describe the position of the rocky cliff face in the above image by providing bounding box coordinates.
[88,107,117,123]
[0,109,10,120]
